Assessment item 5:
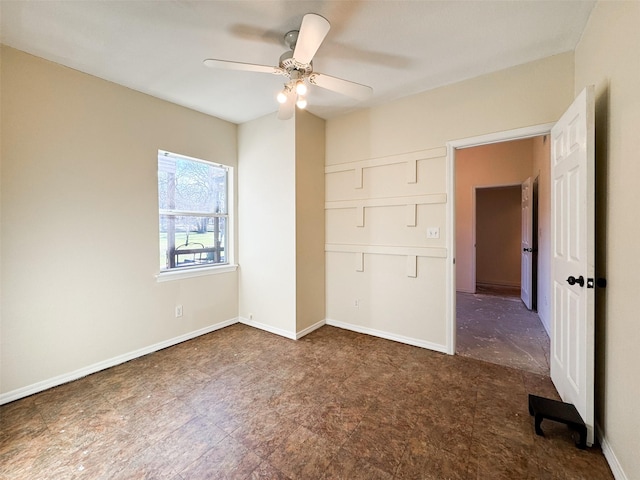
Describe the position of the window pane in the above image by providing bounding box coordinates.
[158,153,227,214]
[158,151,231,272]
[159,215,227,270]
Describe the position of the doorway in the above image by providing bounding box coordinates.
[475,185,522,296]
[446,125,552,374]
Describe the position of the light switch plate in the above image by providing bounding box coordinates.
[427,227,440,239]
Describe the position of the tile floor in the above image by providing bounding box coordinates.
[1,324,613,479]
[456,291,551,375]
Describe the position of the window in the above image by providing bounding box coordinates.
[158,150,230,272]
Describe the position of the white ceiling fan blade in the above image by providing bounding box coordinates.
[293,14,330,65]
[203,59,284,75]
[309,73,373,101]
[277,89,296,120]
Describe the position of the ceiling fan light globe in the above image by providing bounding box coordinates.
[277,91,288,104]
[296,97,307,109]
[295,81,307,96]
[284,30,299,51]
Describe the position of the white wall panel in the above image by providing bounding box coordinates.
[327,158,447,201]
[326,252,447,348]
[326,203,446,246]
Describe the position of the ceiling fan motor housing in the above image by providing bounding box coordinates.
[279,50,313,76]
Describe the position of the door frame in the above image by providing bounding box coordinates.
[445,123,554,354]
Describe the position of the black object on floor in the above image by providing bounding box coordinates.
[528,394,587,449]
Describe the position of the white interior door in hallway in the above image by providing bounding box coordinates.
[521,176,533,309]
[550,86,596,446]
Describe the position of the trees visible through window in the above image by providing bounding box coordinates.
[158,151,229,271]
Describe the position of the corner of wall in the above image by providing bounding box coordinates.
[294,110,326,334]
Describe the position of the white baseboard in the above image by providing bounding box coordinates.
[597,423,628,480]
[325,318,448,354]
[476,281,520,288]
[0,317,239,406]
[238,317,325,340]
[296,319,326,339]
[1,317,448,406]
[239,317,297,340]
[456,288,475,294]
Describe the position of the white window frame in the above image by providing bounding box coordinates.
[156,150,236,282]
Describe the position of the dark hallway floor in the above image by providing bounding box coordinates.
[1,324,611,479]
[456,291,551,375]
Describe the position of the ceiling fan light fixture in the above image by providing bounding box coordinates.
[277,90,288,104]
[296,96,307,109]
[295,80,307,96]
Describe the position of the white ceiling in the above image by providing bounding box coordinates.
[0,1,595,124]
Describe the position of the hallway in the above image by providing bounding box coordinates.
[456,291,550,375]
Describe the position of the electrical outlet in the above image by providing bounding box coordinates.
[175,305,183,318]
[249,313,253,320]
[353,299,359,308]
[427,227,440,239]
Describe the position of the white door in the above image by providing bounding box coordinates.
[521,177,533,309]
[550,86,595,446]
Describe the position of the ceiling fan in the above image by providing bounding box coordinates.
[203,13,373,120]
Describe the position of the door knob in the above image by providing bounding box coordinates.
[523,247,533,252]
[567,275,585,287]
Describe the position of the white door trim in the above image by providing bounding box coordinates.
[445,122,554,354]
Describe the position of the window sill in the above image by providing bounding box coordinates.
[156,264,238,282]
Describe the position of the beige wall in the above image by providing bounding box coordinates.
[237,110,325,338]
[0,47,239,397]
[456,139,534,293]
[326,53,573,166]
[238,112,297,337]
[574,2,640,478]
[295,111,326,334]
[475,186,521,287]
[326,53,574,350]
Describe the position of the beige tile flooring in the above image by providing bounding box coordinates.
[1,324,613,479]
